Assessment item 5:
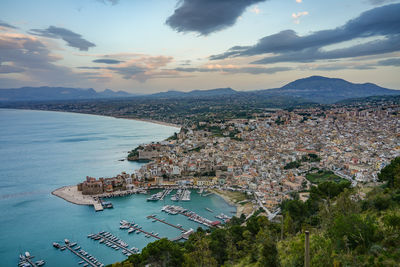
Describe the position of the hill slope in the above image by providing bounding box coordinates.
[258,76,400,103]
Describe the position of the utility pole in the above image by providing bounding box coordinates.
[305,231,310,267]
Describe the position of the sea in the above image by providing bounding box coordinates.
[0,109,236,267]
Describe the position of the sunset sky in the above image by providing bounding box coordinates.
[1,0,400,93]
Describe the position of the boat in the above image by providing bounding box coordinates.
[36,260,45,266]
[78,261,85,264]
[64,239,70,244]
[70,242,77,247]
[205,207,214,212]
[24,252,30,258]
[83,264,88,267]
[128,228,135,234]
[53,242,60,248]
[136,231,140,234]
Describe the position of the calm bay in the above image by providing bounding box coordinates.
[0,109,235,266]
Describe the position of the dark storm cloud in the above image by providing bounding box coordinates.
[166,0,266,35]
[210,3,400,63]
[93,59,124,64]
[377,57,400,66]
[29,26,95,51]
[0,20,17,29]
[174,66,291,74]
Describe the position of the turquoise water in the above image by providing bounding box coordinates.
[0,109,235,266]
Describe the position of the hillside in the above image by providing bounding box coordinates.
[109,157,400,267]
[258,76,400,103]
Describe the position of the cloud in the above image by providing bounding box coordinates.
[166,0,266,35]
[0,20,17,29]
[29,26,95,51]
[93,59,124,64]
[96,0,119,5]
[0,32,98,85]
[79,55,174,82]
[292,11,308,24]
[367,0,397,5]
[0,64,25,73]
[210,3,400,63]
[377,57,400,66]
[251,5,261,14]
[174,65,291,74]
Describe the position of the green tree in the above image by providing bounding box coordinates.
[378,157,400,188]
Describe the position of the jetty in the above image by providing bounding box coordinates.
[170,228,195,242]
[147,215,187,232]
[18,251,44,267]
[55,240,103,267]
[119,221,161,239]
[88,232,138,256]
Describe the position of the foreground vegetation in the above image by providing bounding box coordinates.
[108,157,400,267]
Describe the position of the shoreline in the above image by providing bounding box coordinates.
[52,185,97,206]
[210,189,242,218]
[1,107,181,129]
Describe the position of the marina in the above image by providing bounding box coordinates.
[119,220,161,239]
[146,215,187,232]
[18,251,45,267]
[88,232,139,256]
[161,205,221,227]
[170,188,191,201]
[54,239,103,267]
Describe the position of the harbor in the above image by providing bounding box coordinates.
[54,239,103,267]
[18,252,45,267]
[161,205,222,227]
[119,220,161,239]
[146,215,187,232]
[88,232,139,256]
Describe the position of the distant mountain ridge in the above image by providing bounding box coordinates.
[148,87,238,98]
[0,86,133,102]
[258,76,399,103]
[0,76,398,103]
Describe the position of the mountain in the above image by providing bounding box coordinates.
[148,87,238,99]
[257,76,400,103]
[0,86,133,102]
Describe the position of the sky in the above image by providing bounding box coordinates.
[1,0,400,93]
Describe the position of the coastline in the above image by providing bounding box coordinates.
[210,189,244,218]
[1,108,181,129]
[52,185,97,206]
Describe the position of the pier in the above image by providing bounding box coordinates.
[93,201,103,212]
[147,215,187,232]
[170,228,194,242]
[120,221,161,239]
[64,245,99,267]
[24,256,37,267]
[89,232,138,256]
[159,189,172,200]
[18,252,45,267]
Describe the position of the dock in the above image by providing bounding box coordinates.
[24,256,37,267]
[170,228,194,242]
[93,202,104,211]
[120,222,161,239]
[89,232,138,255]
[63,243,102,267]
[159,189,172,200]
[147,215,187,232]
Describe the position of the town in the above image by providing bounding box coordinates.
[77,102,400,214]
